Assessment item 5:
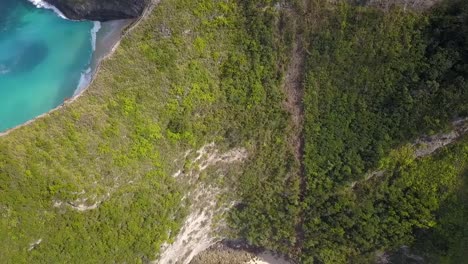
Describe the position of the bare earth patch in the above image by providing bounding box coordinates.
[191,246,293,264]
[157,143,247,264]
[413,118,468,158]
[351,118,468,188]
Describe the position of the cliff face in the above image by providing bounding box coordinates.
[46,0,150,21]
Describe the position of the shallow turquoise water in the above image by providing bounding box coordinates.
[0,0,94,132]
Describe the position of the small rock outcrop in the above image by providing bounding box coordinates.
[46,0,150,21]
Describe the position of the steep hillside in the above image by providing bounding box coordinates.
[0,0,297,262]
[300,0,467,262]
[0,0,467,263]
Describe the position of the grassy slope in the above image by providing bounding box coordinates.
[0,0,300,262]
[0,0,196,261]
[1,0,466,263]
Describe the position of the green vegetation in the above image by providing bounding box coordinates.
[1,0,467,263]
[411,168,468,263]
[304,1,466,186]
[223,1,300,252]
[0,0,298,261]
[300,0,468,262]
[301,138,467,263]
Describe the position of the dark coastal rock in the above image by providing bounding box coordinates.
[46,0,150,21]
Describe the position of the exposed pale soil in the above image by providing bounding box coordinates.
[191,245,293,264]
[351,118,468,188]
[413,118,468,157]
[28,238,43,251]
[53,192,110,212]
[248,252,292,264]
[157,144,247,264]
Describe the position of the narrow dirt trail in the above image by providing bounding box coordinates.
[281,1,308,256]
[284,30,306,167]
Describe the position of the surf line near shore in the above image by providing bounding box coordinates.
[26,0,103,97]
[0,1,133,135]
[75,21,102,96]
[27,0,67,19]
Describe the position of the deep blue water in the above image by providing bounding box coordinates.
[0,0,95,132]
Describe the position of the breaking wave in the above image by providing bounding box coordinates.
[74,67,93,97]
[73,21,101,96]
[91,21,101,51]
[27,0,67,19]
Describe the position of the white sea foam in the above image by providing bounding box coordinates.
[74,67,93,97]
[91,22,102,51]
[72,22,101,96]
[27,0,67,19]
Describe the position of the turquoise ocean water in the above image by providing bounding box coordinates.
[0,0,95,132]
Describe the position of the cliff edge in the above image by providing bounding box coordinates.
[46,0,150,21]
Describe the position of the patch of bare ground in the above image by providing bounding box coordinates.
[247,252,293,264]
[156,143,247,264]
[351,118,468,188]
[191,243,293,264]
[413,118,468,157]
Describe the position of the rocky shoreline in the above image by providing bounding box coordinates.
[44,0,150,21]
